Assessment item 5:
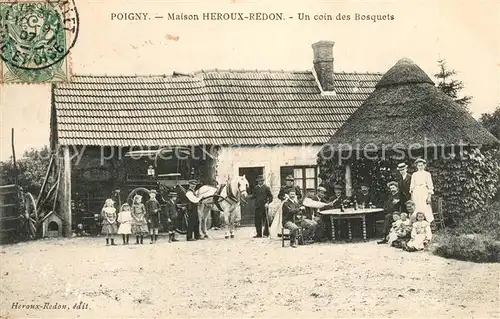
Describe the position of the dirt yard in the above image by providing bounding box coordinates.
[1,227,499,318]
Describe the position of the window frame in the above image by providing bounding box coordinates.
[280,165,318,196]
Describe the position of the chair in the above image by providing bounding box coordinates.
[431,196,446,231]
[281,214,304,247]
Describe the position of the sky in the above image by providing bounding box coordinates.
[1,0,499,161]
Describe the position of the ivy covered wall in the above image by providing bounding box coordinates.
[318,147,500,225]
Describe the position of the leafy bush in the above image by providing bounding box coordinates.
[432,200,500,262]
[432,232,500,263]
[0,146,52,196]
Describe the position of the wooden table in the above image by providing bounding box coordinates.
[319,208,384,241]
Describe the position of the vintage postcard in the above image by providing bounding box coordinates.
[0,0,499,318]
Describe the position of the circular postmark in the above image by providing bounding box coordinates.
[0,0,79,71]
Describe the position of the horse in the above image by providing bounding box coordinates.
[195,175,249,239]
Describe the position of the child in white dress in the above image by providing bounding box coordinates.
[399,213,411,238]
[117,203,133,245]
[405,212,432,251]
[387,213,403,246]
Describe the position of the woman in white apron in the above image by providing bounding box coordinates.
[410,158,434,223]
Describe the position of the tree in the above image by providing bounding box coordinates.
[0,145,52,196]
[480,105,500,140]
[434,59,472,111]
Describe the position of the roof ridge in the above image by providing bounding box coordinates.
[334,71,384,76]
[71,69,384,78]
[72,74,176,78]
[194,69,312,74]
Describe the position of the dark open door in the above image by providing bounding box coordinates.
[238,167,263,226]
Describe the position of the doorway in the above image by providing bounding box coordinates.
[238,167,264,226]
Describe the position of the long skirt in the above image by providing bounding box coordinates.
[411,186,434,223]
[132,222,149,235]
[101,222,118,235]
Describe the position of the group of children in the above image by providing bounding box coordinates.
[385,200,433,252]
[100,189,179,245]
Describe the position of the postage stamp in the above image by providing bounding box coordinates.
[0,0,79,83]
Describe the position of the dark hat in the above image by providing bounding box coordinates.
[168,191,178,197]
[414,158,426,165]
[286,175,294,181]
[397,163,408,170]
[188,180,198,186]
[359,182,369,187]
[387,181,399,188]
[256,175,265,181]
[333,184,343,190]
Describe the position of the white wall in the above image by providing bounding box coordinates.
[215,145,321,205]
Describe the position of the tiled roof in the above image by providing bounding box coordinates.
[53,70,382,146]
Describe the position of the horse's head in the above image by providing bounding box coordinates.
[237,175,250,200]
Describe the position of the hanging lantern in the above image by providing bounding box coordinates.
[147,165,155,177]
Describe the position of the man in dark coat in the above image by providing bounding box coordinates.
[355,183,375,208]
[163,191,179,242]
[185,180,202,242]
[145,189,161,244]
[377,181,403,244]
[252,175,273,238]
[397,163,412,211]
[278,175,302,201]
[281,190,305,248]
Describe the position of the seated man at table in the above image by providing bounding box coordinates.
[303,186,335,241]
[377,181,403,244]
[282,190,316,247]
[330,184,345,208]
[355,183,375,208]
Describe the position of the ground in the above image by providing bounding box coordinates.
[1,227,499,319]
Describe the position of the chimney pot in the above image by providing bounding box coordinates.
[312,41,335,91]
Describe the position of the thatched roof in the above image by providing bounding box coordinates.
[320,58,499,156]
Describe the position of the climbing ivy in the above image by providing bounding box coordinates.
[318,148,500,224]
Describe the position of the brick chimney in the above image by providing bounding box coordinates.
[312,41,335,92]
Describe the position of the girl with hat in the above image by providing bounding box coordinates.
[131,194,148,244]
[101,198,118,246]
[409,158,435,223]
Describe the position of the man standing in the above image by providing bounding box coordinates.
[164,191,179,242]
[278,175,302,201]
[252,175,273,238]
[184,180,202,242]
[377,181,403,244]
[145,189,161,244]
[397,163,412,210]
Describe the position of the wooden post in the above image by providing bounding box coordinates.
[61,146,72,237]
[345,162,353,198]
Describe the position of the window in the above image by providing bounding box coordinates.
[280,166,318,196]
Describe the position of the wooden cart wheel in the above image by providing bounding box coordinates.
[126,187,152,205]
[23,192,38,240]
[174,206,189,235]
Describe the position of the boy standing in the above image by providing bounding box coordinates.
[145,189,161,244]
